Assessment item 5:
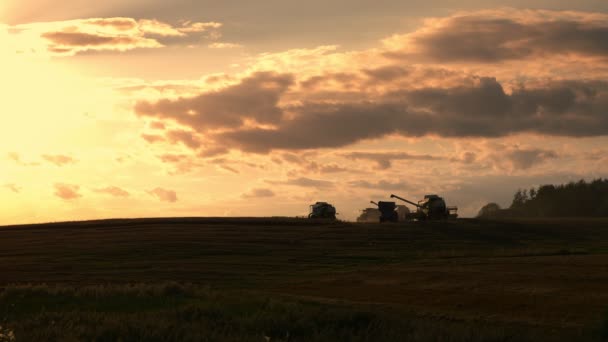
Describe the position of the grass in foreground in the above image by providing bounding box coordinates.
[1,283,599,342]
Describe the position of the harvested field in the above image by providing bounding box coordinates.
[0,218,607,341]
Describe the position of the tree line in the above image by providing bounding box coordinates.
[478,178,608,218]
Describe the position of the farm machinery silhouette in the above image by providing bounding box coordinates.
[308,202,337,219]
[356,194,458,222]
[390,194,458,221]
[308,194,457,222]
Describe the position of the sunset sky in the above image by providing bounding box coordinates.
[2,1,608,224]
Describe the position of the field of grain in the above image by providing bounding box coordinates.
[1,218,607,341]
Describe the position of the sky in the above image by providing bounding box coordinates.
[1,1,608,224]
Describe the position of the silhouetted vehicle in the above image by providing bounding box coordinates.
[357,207,381,222]
[308,202,337,219]
[371,201,399,222]
[390,194,458,220]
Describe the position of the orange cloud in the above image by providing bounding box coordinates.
[241,188,275,198]
[147,187,178,203]
[12,17,224,56]
[94,186,130,197]
[42,154,76,166]
[54,183,81,200]
[142,134,165,143]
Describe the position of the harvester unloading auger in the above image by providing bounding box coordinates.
[390,194,458,221]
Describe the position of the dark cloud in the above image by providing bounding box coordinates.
[362,65,410,82]
[343,151,442,169]
[135,72,294,130]
[400,78,608,137]
[54,183,81,200]
[389,14,608,63]
[241,188,275,198]
[505,148,558,170]
[198,147,230,158]
[300,72,359,89]
[94,186,130,197]
[42,154,76,166]
[147,187,178,203]
[139,74,608,153]
[218,102,411,152]
[219,78,608,151]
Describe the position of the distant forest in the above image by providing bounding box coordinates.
[478,179,608,218]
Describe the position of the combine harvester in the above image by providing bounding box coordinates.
[359,201,410,223]
[308,202,337,219]
[390,194,458,221]
[370,201,399,222]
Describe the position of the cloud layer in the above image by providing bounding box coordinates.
[133,9,608,157]
[138,76,608,153]
[13,17,223,56]
[384,9,608,63]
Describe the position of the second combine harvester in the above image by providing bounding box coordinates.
[390,194,458,221]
